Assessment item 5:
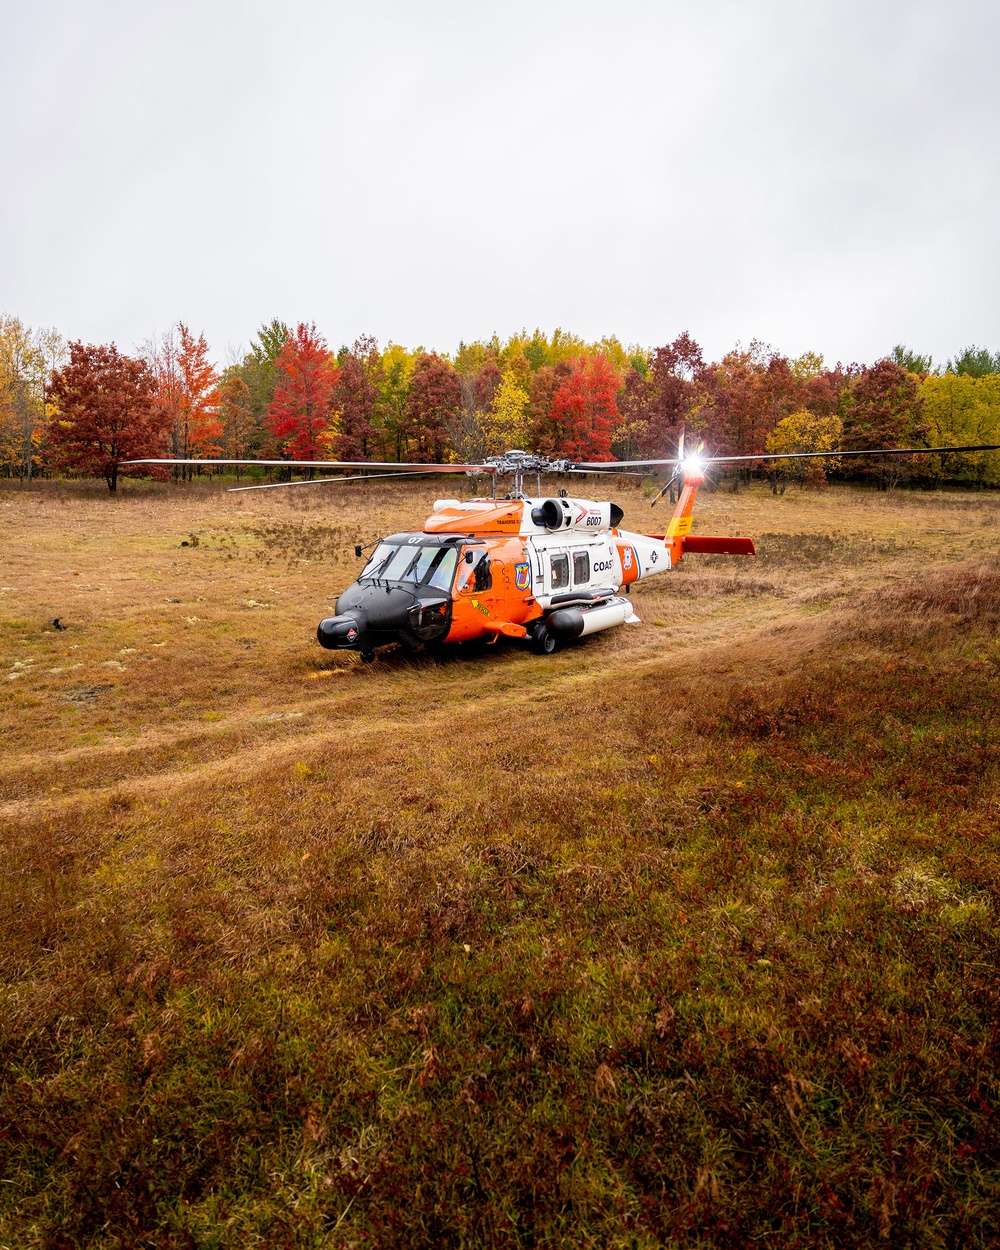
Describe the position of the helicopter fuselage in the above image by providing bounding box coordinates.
[316,494,694,660]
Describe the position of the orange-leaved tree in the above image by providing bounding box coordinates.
[266,323,340,460]
[48,343,171,491]
[177,324,222,461]
[217,369,254,464]
[151,323,222,474]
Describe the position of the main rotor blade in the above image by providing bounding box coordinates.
[564,467,646,478]
[707,444,1000,465]
[573,444,1000,470]
[122,457,496,473]
[227,470,442,493]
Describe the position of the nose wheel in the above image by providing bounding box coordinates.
[360,649,376,664]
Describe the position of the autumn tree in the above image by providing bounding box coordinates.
[617,332,702,457]
[528,361,572,454]
[404,353,460,462]
[151,324,221,473]
[47,343,170,491]
[177,325,222,458]
[695,343,805,488]
[533,355,621,460]
[217,369,254,470]
[799,359,851,420]
[482,369,530,453]
[765,410,843,492]
[376,343,417,461]
[451,351,502,461]
[333,335,382,460]
[0,316,64,481]
[266,323,340,460]
[842,359,927,488]
[210,320,289,462]
[919,372,1000,487]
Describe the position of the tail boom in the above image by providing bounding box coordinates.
[613,462,755,584]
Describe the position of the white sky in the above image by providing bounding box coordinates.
[2,0,997,369]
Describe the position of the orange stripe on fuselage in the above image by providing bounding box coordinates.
[424,499,526,535]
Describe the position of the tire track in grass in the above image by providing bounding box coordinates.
[0,601,841,824]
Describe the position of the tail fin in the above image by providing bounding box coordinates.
[664,450,705,546]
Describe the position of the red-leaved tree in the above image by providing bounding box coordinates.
[404,354,460,461]
[47,342,170,491]
[266,323,340,460]
[618,333,703,457]
[697,342,804,465]
[534,355,620,460]
[842,359,927,487]
[333,335,382,460]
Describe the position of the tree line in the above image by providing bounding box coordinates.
[2,313,999,491]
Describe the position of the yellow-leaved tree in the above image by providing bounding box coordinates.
[765,410,842,492]
[919,373,1000,487]
[377,343,418,460]
[481,370,530,454]
[0,317,65,481]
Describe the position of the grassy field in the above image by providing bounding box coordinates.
[2,475,999,1248]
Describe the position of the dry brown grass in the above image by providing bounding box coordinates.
[2,476,1000,1247]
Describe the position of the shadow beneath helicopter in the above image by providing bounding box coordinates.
[362,638,534,672]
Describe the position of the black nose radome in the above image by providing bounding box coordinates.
[317,614,363,649]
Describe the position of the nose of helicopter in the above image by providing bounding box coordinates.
[317,582,450,651]
[316,613,364,648]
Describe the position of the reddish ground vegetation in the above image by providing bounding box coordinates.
[1,479,999,1246]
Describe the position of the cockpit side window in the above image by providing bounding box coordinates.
[427,547,458,591]
[474,556,492,592]
[455,549,492,593]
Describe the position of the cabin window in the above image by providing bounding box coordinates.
[550,553,569,590]
[573,551,590,585]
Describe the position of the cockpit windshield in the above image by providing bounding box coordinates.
[359,541,458,591]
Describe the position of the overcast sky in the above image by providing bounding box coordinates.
[2,0,997,368]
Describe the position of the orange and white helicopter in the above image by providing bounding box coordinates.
[128,441,999,663]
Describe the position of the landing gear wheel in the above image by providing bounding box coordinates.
[360,649,376,664]
[532,625,559,656]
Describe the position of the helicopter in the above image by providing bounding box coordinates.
[127,440,1000,663]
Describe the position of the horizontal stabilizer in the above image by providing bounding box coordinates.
[682,535,756,556]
